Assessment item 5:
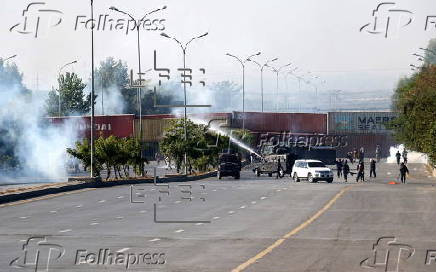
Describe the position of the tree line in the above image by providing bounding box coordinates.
[391,38,436,163]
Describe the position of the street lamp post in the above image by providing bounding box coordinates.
[226,52,261,130]
[160,32,209,175]
[269,63,292,112]
[248,58,278,112]
[110,5,167,176]
[90,0,96,178]
[58,60,78,117]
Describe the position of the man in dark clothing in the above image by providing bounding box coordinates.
[370,159,376,178]
[335,159,343,178]
[343,161,350,182]
[399,162,409,184]
[356,162,365,182]
[359,147,365,163]
[347,152,354,164]
[276,158,282,179]
[395,151,401,165]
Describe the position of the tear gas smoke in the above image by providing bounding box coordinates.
[0,85,80,184]
[386,144,428,164]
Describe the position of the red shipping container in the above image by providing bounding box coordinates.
[232,112,327,134]
[45,114,135,139]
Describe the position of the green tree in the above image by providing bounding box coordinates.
[391,65,436,162]
[210,81,241,111]
[0,59,30,170]
[45,72,92,116]
[423,38,436,65]
[160,119,229,173]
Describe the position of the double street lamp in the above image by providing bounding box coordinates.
[269,62,292,112]
[248,57,278,112]
[226,51,261,130]
[58,60,78,117]
[110,5,167,176]
[160,31,209,174]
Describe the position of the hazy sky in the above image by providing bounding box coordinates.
[2,0,436,97]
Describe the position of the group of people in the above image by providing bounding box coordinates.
[395,149,408,165]
[337,146,410,183]
[335,157,371,183]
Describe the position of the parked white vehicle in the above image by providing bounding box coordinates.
[291,160,333,183]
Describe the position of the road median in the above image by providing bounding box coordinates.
[0,171,217,206]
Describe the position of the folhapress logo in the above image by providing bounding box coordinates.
[10,1,167,38]
[361,237,415,272]
[10,237,65,272]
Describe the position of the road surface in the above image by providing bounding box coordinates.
[0,161,435,271]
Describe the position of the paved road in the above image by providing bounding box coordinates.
[0,162,435,271]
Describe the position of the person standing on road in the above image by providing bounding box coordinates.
[399,162,409,184]
[347,152,354,164]
[402,149,408,164]
[276,158,283,179]
[335,159,343,178]
[356,161,365,182]
[343,160,350,182]
[359,147,365,163]
[375,145,381,162]
[369,159,376,178]
[395,151,401,165]
[353,148,358,162]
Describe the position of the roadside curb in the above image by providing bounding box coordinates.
[0,171,217,205]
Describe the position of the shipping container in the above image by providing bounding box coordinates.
[46,114,135,139]
[327,112,398,134]
[135,113,232,142]
[231,112,327,134]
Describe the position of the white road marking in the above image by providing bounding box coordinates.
[50,210,57,213]
[251,201,257,204]
[19,216,28,219]
[195,223,204,226]
[116,196,124,199]
[260,197,267,200]
[139,210,147,213]
[212,189,217,192]
[59,229,72,233]
[116,216,124,220]
[276,189,282,192]
[387,172,392,175]
[283,188,288,190]
[75,205,83,208]
[175,229,184,233]
[149,238,160,242]
[117,248,130,253]
[239,206,246,209]
[228,211,235,214]
[90,222,99,226]
[98,200,106,203]
[19,239,26,242]
[213,216,220,220]
[174,201,181,204]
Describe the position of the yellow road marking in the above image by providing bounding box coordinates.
[231,185,354,272]
[0,188,96,208]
